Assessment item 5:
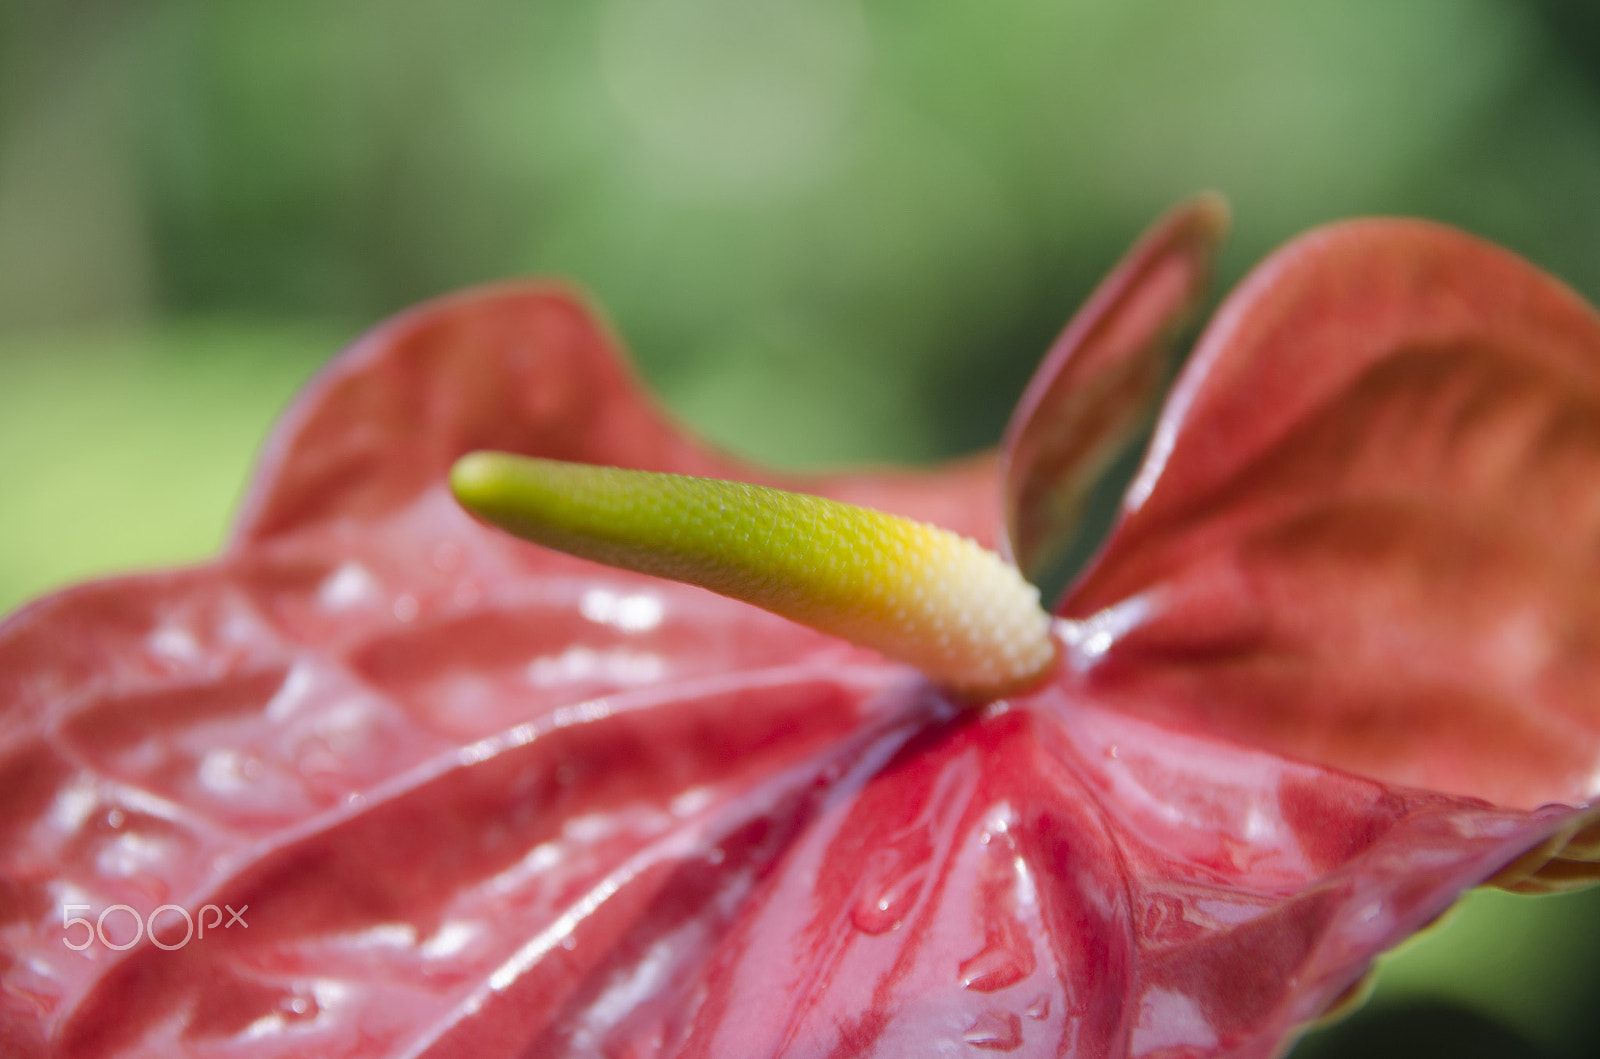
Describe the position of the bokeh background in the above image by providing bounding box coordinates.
[3,1,1599,1055]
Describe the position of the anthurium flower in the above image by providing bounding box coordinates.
[2,197,1597,1059]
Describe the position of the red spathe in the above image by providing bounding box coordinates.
[1,201,1594,1058]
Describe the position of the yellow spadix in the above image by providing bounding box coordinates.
[451,453,1057,700]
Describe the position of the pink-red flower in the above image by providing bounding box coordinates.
[2,199,1597,1058]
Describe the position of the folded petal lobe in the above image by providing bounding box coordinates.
[1063,219,1600,810]
[1001,193,1229,581]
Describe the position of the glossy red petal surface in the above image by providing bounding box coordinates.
[548,691,1567,1059]
[1,234,1590,1059]
[0,285,991,1057]
[1062,220,1600,811]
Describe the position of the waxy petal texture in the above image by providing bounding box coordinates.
[2,210,1594,1058]
[1062,222,1600,814]
[0,287,990,1058]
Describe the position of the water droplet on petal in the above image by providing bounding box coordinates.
[1025,995,1050,1020]
[963,1010,1023,1051]
[280,992,317,1020]
[960,942,1031,992]
[849,861,929,935]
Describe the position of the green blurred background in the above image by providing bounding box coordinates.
[3,1,1599,1054]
